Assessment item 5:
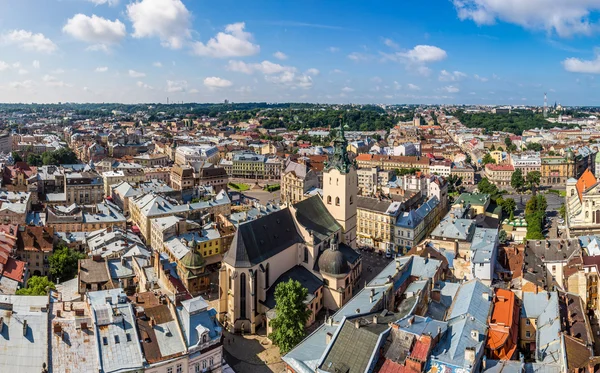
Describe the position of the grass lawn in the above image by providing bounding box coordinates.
[228,182,250,191]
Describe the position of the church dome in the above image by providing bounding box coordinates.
[318,247,349,277]
[181,250,204,269]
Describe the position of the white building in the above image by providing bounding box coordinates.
[175,145,220,165]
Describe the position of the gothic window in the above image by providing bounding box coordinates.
[336,178,339,186]
[349,195,353,205]
[228,270,232,290]
[571,189,575,197]
[240,273,246,319]
[304,247,309,263]
[327,195,332,204]
[335,197,340,206]
[586,211,589,219]
[265,264,270,288]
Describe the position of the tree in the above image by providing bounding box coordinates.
[447,175,463,195]
[504,137,513,148]
[16,276,55,295]
[269,279,312,354]
[525,195,547,240]
[465,153,472,164]
[482,153,496,165]
[559,203,566,220]
[49,246,85,282]
[526,142,543,152]
[526,171,541,190]
[511,169,525,191]
[11,151,22,163]
[499,229,508,244]
[27,153,43,166]
[498,198,516,220]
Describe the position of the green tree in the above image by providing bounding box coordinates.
[526,143,543,152]
[49,246,86,282]
[27,153,43,166]
[269,279,312,354]
[482,153,496,165]
[11,151,22,163]
[504,137,512,149]
[525,195,547,240]
[526,171,541,190]
[16,276,55,295]
[498,229,508,244]
[498,198,516,220]
[559,203,566,220]
[511,169,525,191]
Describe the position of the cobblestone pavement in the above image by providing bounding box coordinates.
[222,330,285,373]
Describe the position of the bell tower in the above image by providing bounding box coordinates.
[323,120,358,248]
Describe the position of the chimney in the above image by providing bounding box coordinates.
[326,332,333,344]
[354,320,360,329]
[22,320,28,336]
[464,347,476,367]
[482,292,489,301]
[470,330,479,341]
[373,315,378,324]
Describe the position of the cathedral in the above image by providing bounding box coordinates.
[218,125,362,333]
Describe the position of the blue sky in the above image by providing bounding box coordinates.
[2,0,600,105]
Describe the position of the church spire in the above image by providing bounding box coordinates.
[325,116,353,174]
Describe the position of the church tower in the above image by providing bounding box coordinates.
[323,122,358,248]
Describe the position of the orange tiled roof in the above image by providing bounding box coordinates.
[487,288,518,360]
[576,169,597,201]
[2,256,26,282]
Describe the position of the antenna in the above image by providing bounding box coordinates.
[543,92,548,118]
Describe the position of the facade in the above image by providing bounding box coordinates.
[175,145,220,165]
[484,163,515,186]
[395,196,442,253]
[451,162,475,184]
[132,153,170,167]
[356,197,402,251]
[46,202,127,233]
[567,169,600,234]
[541,153,575,185]
[65,171,104,204]
[355,154,431,173]
[102,169,146,195]
[16,226,54,277]
[510,153,541,177]
[280,160,319,205]
[220,153,282,180]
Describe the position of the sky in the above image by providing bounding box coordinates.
[3,0,600,105]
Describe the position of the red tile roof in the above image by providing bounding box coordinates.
[576,169,597,201]
[410,335,431,361]
[2,256,26,283]
[486,288,518,360]
[485,164,515,171]
[378,359,408,373]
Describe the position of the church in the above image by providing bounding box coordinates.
[218,126,362,333]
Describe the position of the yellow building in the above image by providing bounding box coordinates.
[489,150,504,164]
[356,197,402,251]
[280,161,319,205]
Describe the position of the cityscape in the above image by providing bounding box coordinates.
[4,1,600,373]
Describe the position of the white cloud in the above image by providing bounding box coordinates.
[296,75,313,89]
[371,76,383,83]
[204,76,233,89]
[383,38,398,48]
[328,46,340,53]
[562,54,600,74]
[88,0,119,5]
[331,69,343,74]
[265,71,313,89]
[401,45,447,62]
[348,52,369,61]
[439,70,466,81]
[136,81,153,89]
[273,51,288,60]
[417,66,432,76]
[407,83,420,90]
[43,75,71,87]
[32,60,40,69]
[166,80,188,92]
[95,66,109,73]
[153,62,163,68]
[189,88,199,94]
[341,86,354,92]
[306,68,320,76]
[0,61,9,71]
[227,60,296,75]
[192,22,260,58]
[18,69,28,75]
[441,85,460,93]
[2,30,57,53]
[127,0,191,49]
[129,69,146,78]
[51,68,65,74]
[452,0,600,37]
[63,14,126,51]
[9,80,34,89]
[474,74,489,82]
[394,81,401,90]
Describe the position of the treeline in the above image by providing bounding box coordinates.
[454,109,575,135]
[21,148,78,166]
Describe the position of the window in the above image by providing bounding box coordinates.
[167,368,173,373]
[349,195,353,205]
[304,247,309,263]
[240,273,247,319]
[176,364,182,373]
[114,335,120,344]
[195,363,201,373]
[202,360,207,369]
[335,197,340,206]
[265,264,270,288]
[526,331,531,338]
[526,319,531,325]
[209,357,214,366]
[327,195,332,204]
[102,336,108,345]
[126,333,131,342]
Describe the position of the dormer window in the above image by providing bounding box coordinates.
[202,333,208,343]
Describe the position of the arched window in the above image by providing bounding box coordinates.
[336,178,339,186]
[240,273,246,319]
[335,197,340,206]
[571,189,575,197]
[327,196,332,204]
[228,269,232,290]
[304,247,309,263]
[329,177,331,185]
[265,264,270,288]
[349,195,353,205]
[202,334,208,343]
[586,211,589,219]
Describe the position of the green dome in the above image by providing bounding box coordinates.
[181,250,205,269]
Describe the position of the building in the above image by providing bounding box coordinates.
[451,162,475,184]
[395,196,442,253]
[280,160,319,205]
[175,145,220,165]
[356,197,402,251]
[220,153,282,180]
[486,288,519,360]
[566,169,600,234]
[510,153,541,177]
[132,153,170,167]
[355,154,430,173]
[356,167,394,196]
[541,153,575,185]
[130,190,231,242]
[46,202,127,233]
[65,171,104,204]
[484,164,515,186]
[102,169,146,195]
[219,126,362,334]
[170,162,229,193]
[16,226,54,277]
